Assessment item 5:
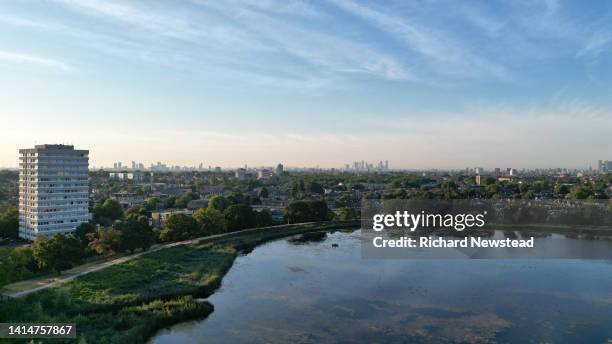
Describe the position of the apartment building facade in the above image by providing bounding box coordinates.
[19,144,90,240]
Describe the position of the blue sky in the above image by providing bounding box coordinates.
[1,0,611,169]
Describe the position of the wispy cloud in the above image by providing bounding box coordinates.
[0,15,54,29]
[51,0,260,49]
[48,0,415,82]
[0,51,70,71]
[578,29,612,57]
[329,0,510,81]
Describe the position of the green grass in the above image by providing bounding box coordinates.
[0,220,359,344]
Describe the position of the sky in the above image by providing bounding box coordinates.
[1,0,612,169]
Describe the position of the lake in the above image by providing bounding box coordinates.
[150,229,612,343]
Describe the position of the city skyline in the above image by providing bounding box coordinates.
[4,146,609,172]
[1,0,612,168]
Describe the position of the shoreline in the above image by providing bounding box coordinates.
[0,221,360,344]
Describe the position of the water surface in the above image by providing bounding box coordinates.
[151,229,612,343]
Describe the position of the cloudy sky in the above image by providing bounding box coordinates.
[1,0,611,169]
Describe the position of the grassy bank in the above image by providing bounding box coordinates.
[0,221,359,344]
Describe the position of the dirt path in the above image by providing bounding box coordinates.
[0,222,339,299]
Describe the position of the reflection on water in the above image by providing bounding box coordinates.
[151,230,612,344]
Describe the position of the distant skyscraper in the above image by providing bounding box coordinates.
[235,168,247,180]
[598,160,612,172]
[18,144,90,240]
[276,163,284,175]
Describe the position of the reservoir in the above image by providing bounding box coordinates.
[150,229,612,343]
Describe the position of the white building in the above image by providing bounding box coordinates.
[109,171,145,182]
[18,144,90,241]
[258,169,273,179]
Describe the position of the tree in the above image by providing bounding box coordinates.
[175,192,199,208]
[335,194,351,208]
[255,209,273,227]
[257,187,269,199]
[87,227,122,255]
[227,191,248,205]
[554,184,570,196]
[482,176,497,186]
[208,195,229,212]
[116,215,155,253]
[384,188,407,199]
[32,234,84,274]
[146,197,159,211]
[0,248,11,285]
[125,205,147,217]
[0,205,18,239]
[284,200,330,223]
[93,199,124,225]
[3,247,37,283]
[522,190,536,199]
[388,180,402,189]
[337,207,358,220]
[0,246,38,285]
[159,214,200,242]
[165,196,176,209]
[307,200,330,221]
[193,208,226,235]
[292,180,306,197]
[307,181,325,195]
[570,185,593,200]
[10,246,38,274]
[74,222,96,246]
[224,204,256,231]
[284,200,310,223]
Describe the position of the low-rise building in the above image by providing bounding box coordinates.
[110,192,146,208]
[150,209,193,228]
[109,171,145,182]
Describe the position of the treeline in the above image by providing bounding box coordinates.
[377,175,612,200]
[284,199,332,223]
[0,246,37,286]
[0,196,341,287]
[0,170,18,206]
[0,198,275,284]
[0,204,18,239]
